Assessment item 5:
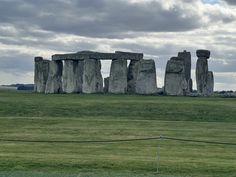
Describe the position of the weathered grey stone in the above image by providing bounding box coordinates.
[34,57,50,93]
[104,77,109,93]
[178,50,191,81]
[34,56,43,62]
[127,60,140,93]
[45,60,63,94]
[52,51,143,61]
[62,60,83,93]
[135,59,157,94]
[207,71,214,95]
[178,51,191,77]
[109,59,127,94]
[82,59,103,93]
[196,50,209,95]
[196,49,210,59]
[196,49,215,96]
[188,78,193,93]
[115,51,143,60]
[165,73,188,96]
[166,57,185,73]
[164,58,188,96]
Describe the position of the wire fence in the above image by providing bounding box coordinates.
[0,136,235,146]
[1,135,235,174]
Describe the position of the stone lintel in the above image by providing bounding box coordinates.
[52,51,143,61]
[196,49,210,59]
[115,51,143,60]
[34,56,43,62]
[34,57,50,63]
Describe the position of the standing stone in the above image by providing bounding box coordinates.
[104,77,109,93]
[34,57,50,93]
[196,49,211,95]
[188,79,193,93]
[164,57,188,96]
[82,59,103,93]
[207,71,214,95]
[178,50,192,92]
[45,60,63,94]
[109,59,127,94]
[127,60,140,93]
[135,59,157,94]
[62,60,83,93]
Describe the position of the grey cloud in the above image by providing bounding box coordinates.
[0,53,33,73]
[214,73,236,84]
[209,59,236,72]
[0,0,229,38]
[224,0,236,5]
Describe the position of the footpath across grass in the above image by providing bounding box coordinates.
[0,90,235,177]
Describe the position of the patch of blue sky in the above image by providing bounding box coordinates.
[202,0,220,4]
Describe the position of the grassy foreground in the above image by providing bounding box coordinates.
[0,90,235,177]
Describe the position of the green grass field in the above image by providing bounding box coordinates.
[0,90,235,177]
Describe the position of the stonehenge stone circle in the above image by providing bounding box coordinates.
[45,60,63,94]
[135,59,157,94]
[164,57,188,96]
[196,49,214,95]
[108,59,127,94]
[82,59,103,93]
[34,49,214,96]
[34,57,49,93]
[35,51,144,94]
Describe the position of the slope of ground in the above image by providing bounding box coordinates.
[0,90,235,177]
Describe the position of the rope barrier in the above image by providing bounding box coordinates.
[0,137,161,144]
[0,136,235,146]
[163,136,236,146]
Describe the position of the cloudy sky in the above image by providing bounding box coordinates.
[0,0,236,90]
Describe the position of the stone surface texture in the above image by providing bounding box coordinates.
[196,49,214,95]
[196,50,210,59]
[104,77,109,93]
[109,59,128,94]
[178,50,192,92]
[127,60,140,93]
[207,71,214,95]
[45,60,63,94]
[82,59,103,93]
[164,57,188,96]
[62,60,83,93]
[52,51,143,61]
[196,58,208,94]
[34,57,50,93]
[135,59,157,94]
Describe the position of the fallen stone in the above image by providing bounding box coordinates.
[109,59,127,94]
[82,59,103,93]
[45,60,63,94]
[34,57,50,93]
[135,59,157,94]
